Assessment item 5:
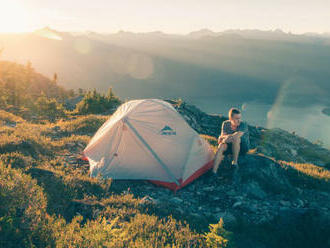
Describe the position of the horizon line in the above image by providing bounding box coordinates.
[1,26,330,37]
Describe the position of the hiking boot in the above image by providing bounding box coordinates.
[231,161,240,184]
[231,160,239,168]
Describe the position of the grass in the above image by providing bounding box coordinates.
[0,109,25,124]
[56,114,108,136]
[259,128,330,165]
[278,160,330,191]
[1,113,329,247]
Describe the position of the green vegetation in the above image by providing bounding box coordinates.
[0,60,71,121]
[52,213,207,248]
[75,88,121,115]
[279,160,330,191]
[205,219,235,248]
[0,164,52,248]
[0,60,120,122]
[1,107,328,247]
[0,104,230,247]
[57,115,108,136]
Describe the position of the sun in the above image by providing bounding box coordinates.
[0,0,29,33]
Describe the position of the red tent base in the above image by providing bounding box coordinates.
[149,160,214,192]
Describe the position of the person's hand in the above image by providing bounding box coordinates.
[218,136,228,144]
[231,132,243,140]
[223,135,233,143]
[218,136,225,144]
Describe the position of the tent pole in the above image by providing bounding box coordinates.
[123,118,180,186]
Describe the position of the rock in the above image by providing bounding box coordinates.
[322,107,330,116]
[320,192,329,197]
[295,199,304,208]
[244,181,267,199]
[52,125,61,132]
[4,121,16,127]
[66,142,76,148]
[64,95,84,111]
[190,212,203,219]
[290,149,297,156]
[212,196,221,201]
[214,211,237,226]
[296,188,303,195]
[256,216,270,224]
[233,201,243,208]
[246,204,259,213]
[175,206,184,215]
[280,200,291,207]
[309,202,319,209]
[234,196,244,201]
[140,195,158,205]
[77,142,85,148]
[227,189,236,196]
[204,211,213,218]
[203,186,215,192]
[92,208,101,218]
[170,197,184,204]
[167,99,330,167]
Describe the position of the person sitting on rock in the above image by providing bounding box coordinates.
[213,107,250,173]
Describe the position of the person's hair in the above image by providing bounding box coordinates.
[228,108,241,119]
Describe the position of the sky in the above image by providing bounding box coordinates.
[1,0,330,34]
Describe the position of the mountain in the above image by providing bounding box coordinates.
[1,27,330,108]
[188,28,220,38]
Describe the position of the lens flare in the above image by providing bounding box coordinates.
[73,38,91,54]
[126,53,154,79]
[0,0,29,33]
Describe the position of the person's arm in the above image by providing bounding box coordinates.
[232,131,244,138]
[232,122,248,138]
[219,122,247,143]
[218,122,231,143]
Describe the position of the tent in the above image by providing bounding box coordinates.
[83,99,214,191]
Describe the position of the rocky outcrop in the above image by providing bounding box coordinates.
[70,153,329,248]
[166,99,330,167]
[322,107,330,117]
[128,154,329,228]
[165,99,264,149]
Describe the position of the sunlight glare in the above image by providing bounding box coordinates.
[0,0,29,33]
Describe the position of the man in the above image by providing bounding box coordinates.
[212,108,250,174]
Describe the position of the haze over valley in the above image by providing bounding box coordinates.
[1,27,330,146]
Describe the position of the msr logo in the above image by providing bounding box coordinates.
[160,125,176,135]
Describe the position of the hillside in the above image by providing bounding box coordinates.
[0,100,329,248]
[0,60,73,120]
[0,60,71,101]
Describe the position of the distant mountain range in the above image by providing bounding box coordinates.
[1,27,330,108]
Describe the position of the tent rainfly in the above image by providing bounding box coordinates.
[83,99,214,191]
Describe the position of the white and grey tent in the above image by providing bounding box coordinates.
[83,99,214,191]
